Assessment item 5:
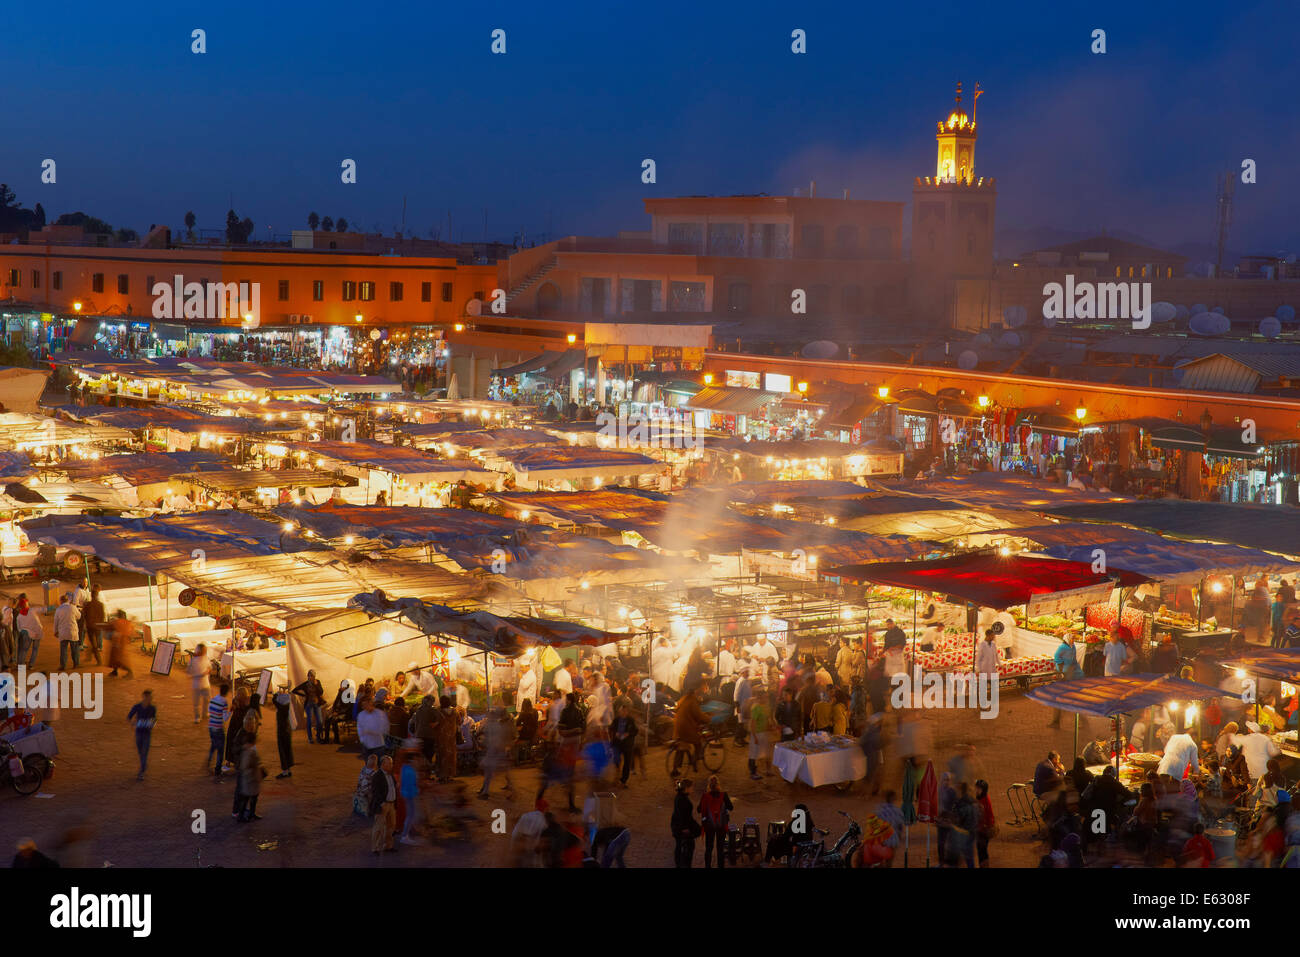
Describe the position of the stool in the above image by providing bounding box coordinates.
[740,819,762,860]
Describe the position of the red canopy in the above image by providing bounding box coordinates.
[826,552,1150,610]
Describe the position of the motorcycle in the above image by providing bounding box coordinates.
[0,740,49,796]
[790,810,863,868]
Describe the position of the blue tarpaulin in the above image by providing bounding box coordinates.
[1025,674,1242,718]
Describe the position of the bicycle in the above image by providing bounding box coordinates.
[665,727,726,777]
[0,740,49,796]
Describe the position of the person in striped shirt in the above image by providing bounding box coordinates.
[207,683,231,776]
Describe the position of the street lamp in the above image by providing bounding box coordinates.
[567,333,577,344]
[877,385,890,399]
[354,313,363,323]
[977,395,990,408]
[73,301,83,313]
[1075,405,1087,422]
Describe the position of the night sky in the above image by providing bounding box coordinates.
[6,0,1297,255]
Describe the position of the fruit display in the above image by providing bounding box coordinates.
[1084,603,1147,635]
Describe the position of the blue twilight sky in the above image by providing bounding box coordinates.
[3,0,1297,254]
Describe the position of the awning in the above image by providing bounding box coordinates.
[827,552,1150,609]
[1205,427,1264,460]
[824,395,883,430]
[893,390,940,416]
[1150,426,1206,451]
[1025,674,1242,719]
[1218,649,1300,683]
[1016,411,1081,437]
[534,349,587,379]
[684,385,779,416]
[494,352,557,377]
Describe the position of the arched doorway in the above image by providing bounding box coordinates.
[536,282,561,316]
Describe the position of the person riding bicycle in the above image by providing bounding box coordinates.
[671,681,709,777]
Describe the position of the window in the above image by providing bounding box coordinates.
[278,280,290,301]
[726,282,751,316]
[421,282,432,302]
[31,270,40,289]
[441,282,453,302]
[7,269,19,287]
[842,285,863,316]
[967,232,975,256]
[800,224,825,257]
[389,281,403,301]
[360,281,375,301]
[867,227,892,260]
[1166,266,1173,278]
[1115,266,1122,278]
[52,271,62,291]
[473,290,484,302]
[118,274,129,294]
[834,225,859,258]
[312,280,324,301]
[808,284,830,316]
[92,273,105,293]
[1127,266,1135,278]
[342,281,356,301]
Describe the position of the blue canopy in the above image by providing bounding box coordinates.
[1218,649,1300,684]
[1025,674,1242,718]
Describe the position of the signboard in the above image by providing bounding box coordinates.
[764,372,792,394]
[256,669,273,701]
[150,640,178,676]
[1026,582,1116,618]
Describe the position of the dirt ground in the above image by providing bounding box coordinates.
[0,577,1121,868]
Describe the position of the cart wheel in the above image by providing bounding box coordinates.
[702,739,726,773]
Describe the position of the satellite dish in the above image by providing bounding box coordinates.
[1151,301,1177,324]
[801,340,840,360]
[1174,304,1189,321]
[988,621,1005,636]
[1189,312,1221,336]
[1277,304,1296,323]
[998,331,1021,348]
[1215,314,1232,334]
[1259,317,1282,338]
[957,350,979,370]
[1211,306,1226,315]
[466,298,483,316]
[1190,303,1208,315]
[972,332,992,348]
[1003,305,1027,328]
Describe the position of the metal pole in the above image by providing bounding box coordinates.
[1197,576,1205,629]
[1073,712,1079,763]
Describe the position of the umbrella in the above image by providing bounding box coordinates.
[916,760,938,867]
[446,373,460,401]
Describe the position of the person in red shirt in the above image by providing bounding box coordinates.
[1181,822,1215,868]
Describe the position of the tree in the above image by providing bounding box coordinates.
[33,203,45,229]
[54,212,114,235]
[240,217,254,243]
[307,211,320,231]
[321,216,334,232]
[226,209,241,244]
[184,210,196,241]
[115,228,139,244]
[336,218,348,232]
[0,184,16,208]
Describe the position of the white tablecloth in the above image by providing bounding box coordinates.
[221,648,286,677]
[772,740,866,787]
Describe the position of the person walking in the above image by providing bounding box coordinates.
[204,678,230,769]
[671,778,700,868]
[81,585,105,666]
[106,610,134,678]
[697,775,734,868]
[127,689,157,780]
[271,686,295,778]
[747,683,773,780]
[369,754,399,853]
[478,695,517,798]
[71,578,90,650]
[54,593,80,671]
[0,596,16,670]
[187,644,210,723]
[225,688,251,769]
[356,695,388,762]
[291,669,327,743]
[235,732,265,822]
[610,702,638,787]
[16,597,43,670]
[398,743,423,845]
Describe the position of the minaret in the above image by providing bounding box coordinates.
[910,82,997,330]
[934,81,978,184]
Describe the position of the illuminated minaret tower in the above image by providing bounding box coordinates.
[910,82,997,330]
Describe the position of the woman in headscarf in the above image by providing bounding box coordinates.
[353,753,379,816]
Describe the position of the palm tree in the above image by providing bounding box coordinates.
[321,216,334,232]
[336,217,349,232]
[184,210,196,241]
[308,211,320,231]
